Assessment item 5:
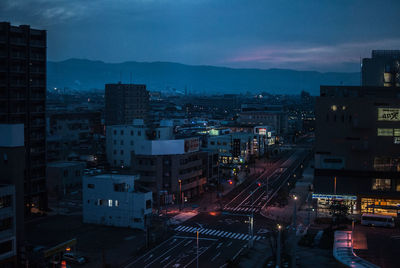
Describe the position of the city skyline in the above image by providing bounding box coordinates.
[1,0,400,72]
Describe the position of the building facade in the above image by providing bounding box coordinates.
[0,185,17,267]
[106,123,174,168]
[83,174,152,230]
[314,86,400,216]
[238,104,288,135]
[0,22,47,213]
[47,161,85,197]
[105,83,149,126]
[131,137,209,206]
[362,50,400,87]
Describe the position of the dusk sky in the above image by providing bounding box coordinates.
[1,0,400,72]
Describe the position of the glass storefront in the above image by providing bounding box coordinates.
[361,198,400,217]
[313,194,358,216]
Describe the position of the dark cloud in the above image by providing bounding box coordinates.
[1,0,399,71]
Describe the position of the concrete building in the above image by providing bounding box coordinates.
[0,124,24,248]
[46,111,102,162]
[83,174,152,230]
[0,185,17,266]
[314,85,400,216]
[106,121,174,168]
[131,137,208,205]
[238,104,288,135]
[105,83,149,126]
[0,22,47,213]
[362,50,400,87]
[47,161,85,197]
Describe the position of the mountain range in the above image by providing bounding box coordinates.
[47,58,360,95]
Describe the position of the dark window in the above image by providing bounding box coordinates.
[131,130,134,136]
[87,184,95,189]
[0,217,12,231]
[0,240,12,255]
[323,158,342,163]
[146,200,152,209]
[63,170,68,177]
[0,195,12,209]
[120,130,124,135]
[121,150,124,155]
[113,130,117,135]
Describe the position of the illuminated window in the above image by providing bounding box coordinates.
[394,129,400,136]
[108,200,113,207]
[115,200,119,207]
[377,128,393,136]
[331,105,337,111]
[372,179,391,191]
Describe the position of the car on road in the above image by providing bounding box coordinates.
[63,253,87,264]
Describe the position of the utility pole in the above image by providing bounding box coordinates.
[195,223,202,268]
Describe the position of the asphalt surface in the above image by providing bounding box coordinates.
[126,142,313,268]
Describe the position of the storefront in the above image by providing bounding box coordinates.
[312,193,358,216]
[361,198,400,217]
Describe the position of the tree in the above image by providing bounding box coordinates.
[328,200,349,225]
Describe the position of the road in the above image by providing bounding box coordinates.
[125,143,312,268]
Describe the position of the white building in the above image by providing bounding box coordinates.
[82,174,152,230]
[0,185,17,263]
[106,120,174,168]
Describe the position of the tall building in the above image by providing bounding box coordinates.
[362,50,400,87]
[0,124,24,265]
[0,22,47,214]
[313,86,400,216]
[105,83,149,126]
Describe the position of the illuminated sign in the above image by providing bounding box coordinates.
[312,194,357,200]
[258,128,266,135]
[378,108,400,121]
[267,131,272,138]
[395,137,400,144]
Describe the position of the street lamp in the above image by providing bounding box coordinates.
[276,224,281,268]
[178,179,182,211]
[292,195,298,268]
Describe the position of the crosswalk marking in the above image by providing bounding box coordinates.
[174,225,267,241]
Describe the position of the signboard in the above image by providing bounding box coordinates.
[395,137,400,144]
[378,108,400,121]
[312,194,357,201]
[184,138,199,153]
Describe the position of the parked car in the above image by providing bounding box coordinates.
[63,253,87,264]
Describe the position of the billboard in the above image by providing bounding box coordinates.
[378,108,400,121]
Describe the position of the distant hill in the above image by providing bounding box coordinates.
[47,58,360,95]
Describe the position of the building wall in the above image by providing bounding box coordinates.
[0,185,17,265]
[131,150,208,205]
[82,175,152,230]
[105,83,149,126]
[0,124,25,245]
[314,85,400,216]
[0,22,47,213]
[362,50,400,87]
[105,125,174,167]
[47,162,85,196]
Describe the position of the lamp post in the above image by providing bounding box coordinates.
[292,195,297,268]
[178,179,182,211]
[276,224,281,268]
[195,223,203,268]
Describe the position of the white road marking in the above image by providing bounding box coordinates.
[211,252,221,261]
